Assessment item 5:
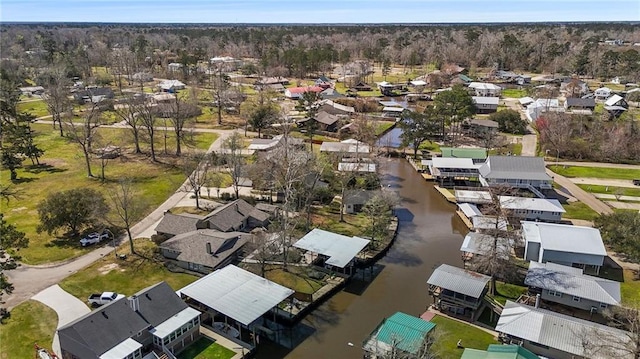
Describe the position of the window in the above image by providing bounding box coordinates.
[573,296,581,302]
[600,303,608,309]
[548,290,562,297]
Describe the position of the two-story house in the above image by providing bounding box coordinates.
[427,264,490,321]
[478,156,553,196]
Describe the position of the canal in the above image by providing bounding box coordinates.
[256,157,468,358]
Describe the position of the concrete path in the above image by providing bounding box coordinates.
[594,193,640,202]
[32,285,91,357]
[4,130,239,310]
[606,201,640,210]
[546,168,614,215]
[555,161,640,170]
[569,177,640,189]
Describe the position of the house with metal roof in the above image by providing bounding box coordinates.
[468,82,502,97]
[472,216,508,231]
[429,157,482,182]
[604,94,629,118]
[461,344,540,359]
[362,312,436,359]
[316,99,354,115]
[455,189,493,204]
[427,264,491,320]
[460,232,514,262]
[284,86,324,99]
[478,156,553,196]
[565,97,596,112]
[472,96,500,113]
[320,139,370,155]
[178,265,293,344]
[338,161,377,173]
[293,228,370,273]
[522,222,607,274]
[524,262,620,313]
[159,230,248,274]
[499,196,565,223]
[158,79,186,92]
[440,147,488,161]
[58,282,201,359]
[496,301,633,359]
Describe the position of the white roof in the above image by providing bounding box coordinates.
[521,222,606,257]
[458,203,483,218]
[293,228,370,268]
[410,80,427,86]
[320,140,370,154]
[595,86,612,93]
[460,232,513,259]
[382,106,405,112]
[499,196,565,213]
[472,96,500,105]
[178,265,294,326]
[525,262,620,305]
[519,97,535,105]
[427,264,490,298]
[455,190,492,204]
[497,301,632,359]
[473,216,508,230]
[338,162,377,173]
[150,306,201,339]
[159,80,185,90]
[469,82,502,90]
[605,94,624,106]
[431,157,481,170]
[99,338,142,359]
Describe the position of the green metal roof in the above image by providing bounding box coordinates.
[459,74,474,83]
[440,147,488,160]
[461,345,540,359]
[373,312,437,354]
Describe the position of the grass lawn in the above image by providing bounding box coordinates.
[430,315,498,359]
[501,89,527,98]
[549,165,640,181]
[490,281,527,305]
[375,121,396,136]
[577,184,640,198]
[261,265,324,294]
[311,204,369,238]
[419,140,441,153]
[562,201,599,221]
[17,99,50,118]
[2,124,216,264]
[177,337,235,359]
[59,239,198,301]
[621,269,640,308]
[0,300,58,359]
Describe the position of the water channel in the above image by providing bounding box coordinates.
[256,157,469,358]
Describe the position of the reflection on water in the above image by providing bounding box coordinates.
[256,158,467,359]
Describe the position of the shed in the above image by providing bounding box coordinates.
[461,344,540,359]
[293,228,370,269]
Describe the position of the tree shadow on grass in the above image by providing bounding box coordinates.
[24,164,67,174]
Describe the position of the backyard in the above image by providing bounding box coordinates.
[177,337,235,359]
[562,201,599,221]
[0,300,57,359]
[549,165,640,181]
[430,315,498,359]
[241,263,325,295]
[2,124,217,264]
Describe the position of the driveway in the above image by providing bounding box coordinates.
[547,168,613,215]
[569,177,640,189]
[32,285,90,357]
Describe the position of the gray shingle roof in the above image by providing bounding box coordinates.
[344,189,379,205]
[202,199,269,232]
[155,212,203,236]
[132,282,189,327]
[497,301,632,359]
[314,111,339,125]
[427,264,490,298]
[159,230,248,270]
[58,298,149,358]
[479,156,552,181]
[566,97,596,108]
[524,262,620,305]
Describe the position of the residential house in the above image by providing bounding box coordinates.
[255,77,290,86]
[320,139,370,155]
[524,262,621,313]
[350,81,373,92]
[284,86,324,99]
[298,111,340,132]
[560,79,589,97]
[159,230,248,274]
[468,82,502,97]
[472,216,509,231]
[151,92,176,104]
[594,87,613,100]
[130,72,153,83]
[472,96,500,113]
[478,156,553,194]
[428,157,482,182]
[522,221,607,274]
[497,301,633,359]
[427,264,490,320]
[293,228,370,274]
[440,147,488,162]
[461,344,540,359]
[209,56,243,72]
[73,87,115,104]
[316,99,355,115]
[178,265,293,343]
[382,106,405,117]
[604,94,629,118]
[319,88,344,100]
[167,62,184,72]
[158,79,186,93]
[519,97,535,107]
[564,97,596,112]
[499,196,565,223]
[58,282,201,359]
[460,231,514,262]
[155,212,203,237]
[314,75,333,89]
[525,99,562,122]
[343,189,379,214]
[362,312,436,359]
[464,119,499,137]
[19,86,45,96]
[338,160,376,173]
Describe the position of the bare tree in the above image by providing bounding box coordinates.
[138,98,158,161]
[109,178,144,255]
[209,65,230,125]
[64,101,103,177]
[221,132,245,199]
[168,95,200,156]
[41,66,71,137]
[113,93,143,154]
[181,152,212,210]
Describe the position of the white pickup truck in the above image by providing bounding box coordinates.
[88,292,124,307]
[80,232,110,247]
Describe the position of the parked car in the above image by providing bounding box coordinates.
[79,231,110,247]
[633,179,640,186]
[87,291,124,307]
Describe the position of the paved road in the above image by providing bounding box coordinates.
[4,130,239,310]
[32,285,90,357]
[502,97,537,157]
[554,161,640,170]
[546,168,614,215]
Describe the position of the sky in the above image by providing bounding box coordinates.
[1,0,639,23]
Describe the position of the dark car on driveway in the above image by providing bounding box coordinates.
[633,179,640,186]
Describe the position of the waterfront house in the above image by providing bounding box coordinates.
[461,344,540,359]
[320,139,370,155]
[58,282,201,359]
[293,228,370,274]
[316,99,354,115]
[460,231,514,262]
[522,222,607,274]
[499,196,565,223]
[440,147,488,162]
[478,156,553,195]
[362,312,436,359]
[343,189,379,214]
[524,262,620,313]
[427,264,490,320]
[497,301,632,359]
[429,157,482,183]
[297,111,340,132]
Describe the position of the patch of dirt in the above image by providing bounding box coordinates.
[43,158,68,167]
[11,207,27,212]
[98,263,119,275]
